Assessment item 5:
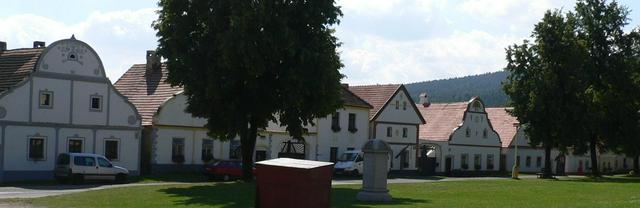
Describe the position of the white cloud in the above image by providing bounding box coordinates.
[337,0,405,14]
[340,30,520,85]
[0,8,158,82]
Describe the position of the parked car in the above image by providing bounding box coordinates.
[54,153,129,184]
[203,160,254,181]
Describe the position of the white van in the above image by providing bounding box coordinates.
[54,153,129,184]
[334,150,364,175]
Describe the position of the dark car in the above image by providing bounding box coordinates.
[203,160,255,181]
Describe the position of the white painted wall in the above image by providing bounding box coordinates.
[443,145,501,172]
[36,40,104,78]
[31,77,71,123]
[450,112,502,147]
[0,39,141,180]
[314,106,369,162]
[108,89,139,127]
[376,90,423,124]
[72,81,108,125]
[0,81,30,122]
[3,126,56,171]
[155,94,207,127]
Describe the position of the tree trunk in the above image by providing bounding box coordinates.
[543,144,553,178]
[589,135,600,177]
[240,119,258,182]
[634,155,639,175]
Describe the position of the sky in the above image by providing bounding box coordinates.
[1,0,639,85]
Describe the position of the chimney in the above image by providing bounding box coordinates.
[146,50,161,72]
[0,41,6,51]
[419,92,430,107]
[33,41,45,48]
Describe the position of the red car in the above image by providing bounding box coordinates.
[203,160,255,181]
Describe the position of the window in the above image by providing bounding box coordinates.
[474,154,482,170]
[482,129,488,138]
[68,138,83,153]
[202,139,214,162]
[39,91,53,108]
[516,156,521,166]
[461,154,469,170]
[348,113,357,132]
[98,158,112,167]
[526,156,531,167]
[331,112,341,132]
[402,127,408,138]
[29,138,45,160]
[172,138,185,163]
[386,127,392,137]
[229,140,241,159]
[487,154,495,170]
[402,101,407,110]
[90,95,102,111]
[395,100,399,109]
[465,127,470,137]
[536,156,542,168]
[74,156,95,166]
[330,147,338,163]
[105,140,119,161]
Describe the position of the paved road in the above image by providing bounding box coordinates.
[0,175,544,200]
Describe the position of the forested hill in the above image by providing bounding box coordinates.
[405,71,509,107]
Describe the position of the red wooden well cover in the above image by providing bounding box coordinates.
[255,158,334,208]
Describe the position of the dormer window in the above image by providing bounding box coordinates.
[39,90,53,109]
[90,95,103,112]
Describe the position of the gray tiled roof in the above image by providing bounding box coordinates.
[0,48,43,94]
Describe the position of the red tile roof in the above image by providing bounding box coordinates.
[417,102,468,141]
[113,64,183,126]
[0,48,43,94]
[486,107,519,147]
[348,84,401,119]
[115,64,372,126]
[341,86,373,109]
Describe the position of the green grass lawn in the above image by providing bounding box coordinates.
[7,176,640,208]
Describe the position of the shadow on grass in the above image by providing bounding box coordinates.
[556,176,640,184]
[129,172,210,183]
[160,182,255,208]
[332,187,430,207]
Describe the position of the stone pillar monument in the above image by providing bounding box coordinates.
[356,139,392,202]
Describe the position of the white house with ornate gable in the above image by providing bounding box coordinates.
[417,96,502,175]
[0,38,142,182]
[349,84,426,171]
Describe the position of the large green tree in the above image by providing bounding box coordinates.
[505,0,640,177]
[504,10,588,178]
[571,0,639,176]
[153,0,344,180]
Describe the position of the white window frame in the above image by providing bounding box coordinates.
[90,94,103,112]
[27,136,47,161]
[104,138,121,161]
[39,90,54,109]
